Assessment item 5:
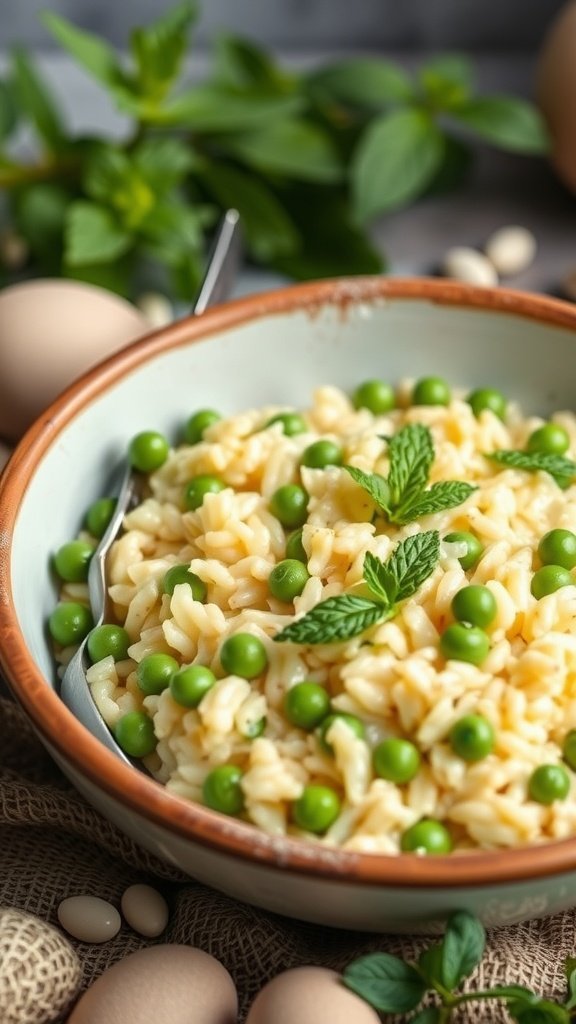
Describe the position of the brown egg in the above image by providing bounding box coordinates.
[67,945,237,1024]
[0,907,82,1024]
[537,1,576,190]
[245,966,381,1024]
[0,279,149,441]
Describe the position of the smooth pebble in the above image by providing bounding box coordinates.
[246,966,381,1024]
[135,291,174,328]
[57,895,121,943]
[442,247,498,287]
[484,225,537,276]
[121,884,169,938]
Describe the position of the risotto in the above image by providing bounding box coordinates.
[51,377,576,854]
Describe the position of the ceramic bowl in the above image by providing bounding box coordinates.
[2,277,576,933]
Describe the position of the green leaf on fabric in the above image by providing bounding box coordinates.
[410,1008,441,1024]
[564,967,576,1010]
[451,96,550,154]
[307,58,413,108]
[342,953,428,1013]
[352,108,444,222]
[11,48,67,150]
[508,1000,570,1024]
[42,13,125,91]
[439,910,485,990]
[226,117,343,182]
[130,1,197,101]
[65,201,132,266]
[417,943,445,987]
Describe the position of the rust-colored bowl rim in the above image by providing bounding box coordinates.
[3,275,576,889]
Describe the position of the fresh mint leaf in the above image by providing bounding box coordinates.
[11,48,67,151]
[141,202,210,265]
[13,183,69,266]
[344,465,391,514]
[306,58,413,108]
[419,53,473,109]
[214,34,295,94]
[486,450,576,487]
[362,551,395,604]
[84,145,155,230]
[133,137,196,192]
[451,96,550,154]
[225,117,343,183]
[387,423,435,511]
[41,13,126,92]
[343,953,427,1013]
[130,1,196,100]
[149,87,303,130]
[352,109,444,222]
[417,943,445,987]
[377,530,440,603]
[439,911,485,990]
[565,967,576,1010]
[274,594,386,646]
[392,481,477,525]
[65,201,132,266]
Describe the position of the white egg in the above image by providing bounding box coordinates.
[246,967,381,1024]
[0,907,82,1024]
[0,279,149,441]
[57,895,121,943]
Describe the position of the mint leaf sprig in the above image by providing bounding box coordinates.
[342,910,573,1023]
[274,529,439,645]
[345,423,477,526]
[486,449,576,489]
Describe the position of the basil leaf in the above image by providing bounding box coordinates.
[392,481,477,525]
[450,96,550,155]
[417,943,445,987]
[152,88,303,130]
[508,1000,570,1024]
[343,953,427,1013]
[225,118,343,183]
[65,201,132,266]
[11,48,67,151]
[130,1,196,101]
[376,529,440,604]
[41,13,126,91]
[274,594,385,646]
[486,450,576,486]
[387,423,435,511]
[307,58,413,108]
[344,465,391,514]
[439,911,485,990]
[352,109,444,222]
[362,551,395,604]
[410,1009,441,1024]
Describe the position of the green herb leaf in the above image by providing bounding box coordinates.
[11,48,67,151]
[41,13,126,91]
[439,911,485,990]
[392,481,477,525]
[450,96,550,154]
[306,58,413,108]
[410,1009,441,1024]
[344,466,391,514]
[133,137,196,192]
[225,117,343,183]
[417,943,445,988]
[564,958,576,984]
[362,551,394,604]
[130,1,197,101]
[374,529,440,604]
[214,34,295,94]
[140,201,210,265]
[565,967,576,1011]
[84,145,156,230]
[486,450,576,487]
[352,109,444,222]
[508,999,570,1024]
[424,134,473,196]
[343,953,427,1013]
[65,201,132,266]
[0,80,17,143]
[148,87,303,130]
[13,182,69,266]
[419,53,473,109]
[274,594,386,646]
[387,423,435,510]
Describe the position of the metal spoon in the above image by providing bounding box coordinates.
[60,210,241,765]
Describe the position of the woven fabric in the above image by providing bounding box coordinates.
[0,695,573,1023]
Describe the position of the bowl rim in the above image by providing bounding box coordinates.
[3,274,576,888]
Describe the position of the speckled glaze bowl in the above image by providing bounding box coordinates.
[2,277,576,933]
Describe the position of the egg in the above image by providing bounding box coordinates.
[537,1,576,191]
[245,966,381,1024]
[0,907,82,1024]
[57,896,122,943]
[442,247,498,287]
[67,945,237,1024]
[120,884,169,938]
[0,279,149,441]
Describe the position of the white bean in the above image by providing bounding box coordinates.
[442,247,498,287]
[135,291,174,328]
[121,883,169,937]
[485,225,537,275]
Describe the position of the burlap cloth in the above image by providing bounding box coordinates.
[0,694,573,1022]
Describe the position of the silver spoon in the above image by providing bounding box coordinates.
[60,210,241,765]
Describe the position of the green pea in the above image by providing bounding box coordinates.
[269,484,309,528]
[467,388,507,420]
[292,785,341,833]
[184,409,221,445]
[528,764,571,805]
[163,564,207,601]
[412,377,451,407]
[443,531,484,571]
[301,440,343,469]
[449,714,495,762]
[84,497,116,539]
[87,624,130,664]
[184,475,226,511]
[268,559,310,603]
[284,681,331,730]
[202,764,245,815]
[563,731,576,771]
[373,738,421,784]
[451,585,497,629]
[400,819,453,854]
[264,412,307,436]
[538,529,576,571]
[170,664,216,707]
[129,431,169,472]
[137,653,179,696]
[318,712,365,755]
[220,633,268,679]
[53,540,95,583]
[531,564,572,600]
[114,711,156,758]
[48,602,93,647]
[285,528,307,564]
[353,379,395,415]
[241,717,266,739]
[440,622,490,665]
[527,423,570,456]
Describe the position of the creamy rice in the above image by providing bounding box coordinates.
[62,382,576,853]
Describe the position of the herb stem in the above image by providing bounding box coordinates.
[0,155,81,189]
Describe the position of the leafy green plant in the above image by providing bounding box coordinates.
[0,1,549,298]
[343,911,575,1023]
